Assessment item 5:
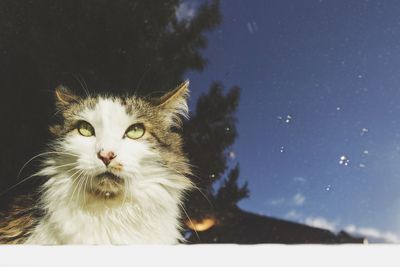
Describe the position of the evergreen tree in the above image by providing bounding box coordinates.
[183,82,249,222]
[215,164,249,211]
[0,0,221,92]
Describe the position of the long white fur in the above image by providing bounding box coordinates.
[25,98,191,244]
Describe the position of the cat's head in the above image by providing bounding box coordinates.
[41,81,192,207]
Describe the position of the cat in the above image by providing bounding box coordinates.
[0,81,193,244]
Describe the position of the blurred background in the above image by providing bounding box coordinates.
[1,0,400,244]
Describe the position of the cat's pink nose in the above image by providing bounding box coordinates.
[97,150,116,166]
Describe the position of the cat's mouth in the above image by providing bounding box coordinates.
[88,171,125,199]
[97,171,123,181]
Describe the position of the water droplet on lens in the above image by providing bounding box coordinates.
[277,115,293,124]
[360,128,369,136]
[339,155,349,166]
[326,185,332,191]
[285,115,293,124]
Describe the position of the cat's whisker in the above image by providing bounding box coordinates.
[46,162,79,173]
[71,175,81,204]
[163,164,212,208]
[143,159,192,176]
[76,172,88,206]
[142,157,197,170]
[70,73,91,98]
[45,165,82,178]
[66,165,83,172]
[166,166,215,228]
[78,171,88,204]
[82,171,90,204]
[17,151,78,180]
[80,75,90,95]
[77,74,91,98]
[1,162,84,196]
[75,171,88,206]
[0,173,39,196]
[178,202,200,242]
[184,182,213,208]
[122,176,130,207]
[134,65,151,94]
[51,106,68,118]
[51,162,77,169]
[90,173,94,194]
[68,169,86,205]
[50,102,73,118]
[68,170,80,198]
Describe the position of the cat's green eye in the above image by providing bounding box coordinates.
[77,121,95,137]
[125,123,145,139]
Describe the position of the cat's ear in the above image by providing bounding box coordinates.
[54,85,79,108]
[158,80,190,126]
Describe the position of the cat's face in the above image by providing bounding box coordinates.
[44,82,191,205]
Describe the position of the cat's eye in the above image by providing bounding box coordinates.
[77,121,95,137]
[125,123,145,139]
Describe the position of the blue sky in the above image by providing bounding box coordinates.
[183,0,400,242]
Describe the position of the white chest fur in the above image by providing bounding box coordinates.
[26,203,181,244]
[25,174,185,244]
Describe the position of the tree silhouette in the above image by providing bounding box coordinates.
[183,82,249,225]
[215,164,249,211]
[0,0,221,92]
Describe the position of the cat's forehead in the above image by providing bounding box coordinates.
[82,97,130,120]
[76,96,156,122]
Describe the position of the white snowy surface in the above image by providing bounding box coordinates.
[0,244,398,267]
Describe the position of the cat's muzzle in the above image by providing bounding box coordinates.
[89,171,125,198]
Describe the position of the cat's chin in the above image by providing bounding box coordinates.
[88,171,125,199]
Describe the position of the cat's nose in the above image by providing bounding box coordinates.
[97,150,116,166]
